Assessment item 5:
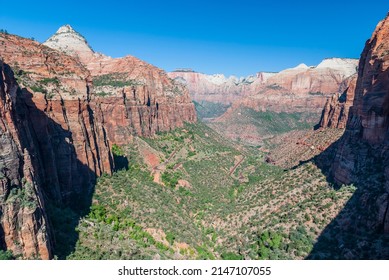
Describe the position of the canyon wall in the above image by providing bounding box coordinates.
[44,25,197,145]
[330,14,389,233]
[169,59,358,110]
[319,75,357,129]
[0,26,197,258]
[0,60,52,259]
[168,71,274,104]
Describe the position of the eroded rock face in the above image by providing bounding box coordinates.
[319,75,357,129]
[168,71,273,104]
[0,32,114,258]
[0,25,197,258]
[169,59,358,111]
[44,25,197,144]
[331,14,389,233]
[0,61,52,259]
[0,32,113,204]
[265,58,358,95]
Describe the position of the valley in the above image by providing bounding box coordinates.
[1,11,389,261]
[62,123,355,260]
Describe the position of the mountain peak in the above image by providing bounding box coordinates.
[56,24,76,33]
[43,24,94,60]
[293,63,309,70]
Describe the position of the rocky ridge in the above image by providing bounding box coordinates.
[169,58,358,107]
[330,13,389,233]
[44,25,197,143]
[319,75,357,129]
[168,71,276,104]
[0,60,52,259]
[0,25,196,258]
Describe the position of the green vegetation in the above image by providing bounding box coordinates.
[211,107,320,146]
[193,100,230,120]
[112,144,128,170]
[93,73,142,87]
[242,109,317,135]
[29,84,47,94]
[95,91,109,97]
[112,144,124,156]
[6,182,38,209]
[40,77,60,86]
[0,250,14,260]
[67,122,355,260]
[266,84,283,90]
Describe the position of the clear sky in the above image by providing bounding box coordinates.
[1,0,388,76]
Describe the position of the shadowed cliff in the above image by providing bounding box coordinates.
[306,23,389,258]
[0,61,113,259]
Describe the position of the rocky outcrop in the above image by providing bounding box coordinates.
[227,58,359,113]
[169,59,358,109]
[0,25,197,258]
[44,25,197,144]
[0,60,52,259]
[168,71,274,104]
[330,14,389,233]
[207,59,358,145]
[319,75,357,128]
[263,58,358,96]
[0,32,113,204]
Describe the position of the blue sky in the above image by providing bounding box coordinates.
[1,0,388,76]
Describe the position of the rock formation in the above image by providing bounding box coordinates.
[204,59,358,145]
[168,71,275,104]
[0,60,52,259]
[330,13,389,233]
[0,25,196,258]
[169,58,358,108]
[319,75,357,128]
[44,26,197,144]
[0,32,113,204]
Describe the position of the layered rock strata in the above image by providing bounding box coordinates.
[319,75,357,129]
[0,25,197,258]
[331,14,389,233]
[44,25,197,144]
[0,60,52,259]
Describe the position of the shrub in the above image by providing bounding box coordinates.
[0,250,14,260]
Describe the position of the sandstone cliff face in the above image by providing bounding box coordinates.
[207,59,358,145]
[0,32,113,204]
[169,59,358,110]
[264,59,358,96]
[0,61,52,259]
[167,71,273,104]
[319,75,357,129]
[0,32,114,258]
[0,25,197,258]
[225,59,359,114]
[44,25,197,144]
[331,14,389,233]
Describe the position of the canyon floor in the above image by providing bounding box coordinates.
[44,119,386,260]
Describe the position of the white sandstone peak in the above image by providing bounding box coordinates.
[56,24,76,34]
[43,24,94,59]
[294,63,309,69]
[316,58,358,77]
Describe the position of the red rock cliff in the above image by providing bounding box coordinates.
[331,14,389,232]
[44,25,197,145]
[0,33,113,204]
[0,25,197,258]
[319,75,357,129]
[0,60,52,259]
